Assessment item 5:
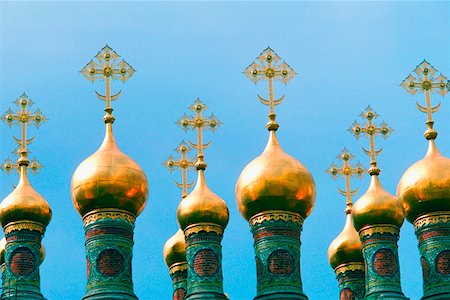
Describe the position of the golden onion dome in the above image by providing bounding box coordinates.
[235,130,316,221]
[0,167,52,228]
[352,175,405,232]
[163,229,186,268]
[0,237,6,265]
[397,140,450,223]
[177,170,229,230]
[71,123,148,217]
[328,212,363,269]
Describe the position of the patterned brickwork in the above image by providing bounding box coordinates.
[249,211,307,299]
[414,214,450,298]
[9,247,35,276]
[96,249,124,276]
[340,288,354,300]
[420,257,430,282]
[193,249,218,276]
[83,212,137,299]
[184,224,227,299]
[173,288,187,300]
[268,249,294,276]
[86,227,133,240]
[2,226,45,299]
[435,250,450,275]
[373,248,397,276]
[359,226,407,299]
[254,227,300,241]
[335,266,365,300]
[170,267,187,300]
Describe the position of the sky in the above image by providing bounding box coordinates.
[0,1,449,299]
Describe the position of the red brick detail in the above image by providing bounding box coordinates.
[421,256,429,281]
[96,249,124,276]
[436,250,450,275]
[87,257,91,279]
[373,249,397,276]
[268,249,294,276]
[362,236,396,246]
[419,229,450,243]
[9,247,35,276]
[173,288,187,300]
[340,288,355,300]
[253,228,300,241]
[86,227,132,240]
[256,256,263,280]
[193,249,218,276]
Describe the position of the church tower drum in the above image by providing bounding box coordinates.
[235,48,316,299]
[71,45,148,299]
[326,149,365,299]
[397,60,450,299]
[349,106,408,299]
[0,94,51,299]
[176,99,229,299]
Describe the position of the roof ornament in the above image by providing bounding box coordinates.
[349,106,393,176]
[401,60,449,140]
[243,47,296,131]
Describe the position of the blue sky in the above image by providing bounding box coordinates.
[0,1,449,299]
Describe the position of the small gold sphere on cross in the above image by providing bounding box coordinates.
[265,68,275,78]
[422,81,431,90]
[103,67,112,77]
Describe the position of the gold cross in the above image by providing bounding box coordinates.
[176,99,221,170]
[243,47,296,130]
[80,45,135,122]
[163,141,195,198]
[349,106,393,175]
[326,148,365,212]
[401,60,449,140]
[1,93,46,174]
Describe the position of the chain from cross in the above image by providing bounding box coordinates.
[243,47,296,129]
[401,60,449,140]
[0,93,46,174]
[326,148,365,211]
[176,98,222,169]
[349,106,393,175]
[80,45,135,119]
[163,141,195,198]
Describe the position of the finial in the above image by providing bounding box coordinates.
[163,141,195,198]
[243,47,296,131]
[348,106,393,176]
[401,60,449,140]
[326,148,365,214]
[176,98,222,170]
[80,45,135,124]
[1,93,46,175]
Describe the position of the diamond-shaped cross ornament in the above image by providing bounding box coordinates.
[176,99,222,170]
[1,93,46,175]
[401,60,449,140]
[326,148,365,212]
[243,47,296,131]
[81,45,135,121]
[163,141,196,198]
[349,106,393,175]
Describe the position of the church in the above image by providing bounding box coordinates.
[0,2,449,299]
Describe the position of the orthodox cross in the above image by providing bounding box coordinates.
[163,141,195,198]
[326,148,365,213]
[176,99,222,170]
[1,93,46,174]
[401,60,449,140]
[349,106,393,175]
[80,44,135,122]
[243,47,296,130]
